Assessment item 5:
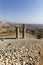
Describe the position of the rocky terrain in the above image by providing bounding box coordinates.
[0,39,43,65]
[0,21,43,65]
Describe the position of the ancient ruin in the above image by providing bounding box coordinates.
[16,24,26,39]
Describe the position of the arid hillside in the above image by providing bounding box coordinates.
[0,21,42,39]
[0,21,43,65]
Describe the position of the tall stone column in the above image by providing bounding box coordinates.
[16,27,19,38]
[22,24,26,38]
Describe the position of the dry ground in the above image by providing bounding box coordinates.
[0,38,43,65]
[0,28,43,65]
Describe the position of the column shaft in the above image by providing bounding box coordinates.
[16,27,19,38]
[22,24,26,38]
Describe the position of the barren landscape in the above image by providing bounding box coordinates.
[0,21,43,65]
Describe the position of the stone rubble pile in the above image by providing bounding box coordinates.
[0,43,41,65]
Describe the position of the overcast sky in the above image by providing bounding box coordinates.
[0,0,43,24]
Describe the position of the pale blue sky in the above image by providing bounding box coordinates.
[0,0,43,24]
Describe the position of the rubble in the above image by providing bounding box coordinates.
[0,42,42,65]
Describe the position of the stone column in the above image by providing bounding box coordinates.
[16,27,19,38]
[22,24,26,38]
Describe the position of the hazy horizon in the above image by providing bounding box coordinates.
[0,0,43,24]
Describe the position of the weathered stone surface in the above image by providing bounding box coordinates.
[0,40,43,65]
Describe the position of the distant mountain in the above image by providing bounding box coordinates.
[27,24,43,29]
[0,21,23,28]
[0,21,9,28]
[0,21,43,29]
